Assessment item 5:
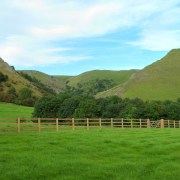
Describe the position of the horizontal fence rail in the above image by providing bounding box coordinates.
[0,118,180,133]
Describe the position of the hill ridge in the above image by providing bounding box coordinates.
[98,48,180,100]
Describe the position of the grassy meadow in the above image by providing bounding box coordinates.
[0,103,33,118]
[0,129,180,180]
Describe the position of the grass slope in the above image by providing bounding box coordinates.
[122,49,180,100]
[0,103,33,118]
[0,129,179,180]
[20,70,68,93]
[101,49,180,100]
[0,58,42,97]
[68,70,138,87]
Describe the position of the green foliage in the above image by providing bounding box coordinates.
[19,88,33,99]
[33,93,180,120]
[33,94,70,117]
[6,86,17,103]
[18,88,37,106]
[0,71,8,83]
[67,78,116,96]
[74,98,101,118]
[0,87,36,106]
[57,96,81,118]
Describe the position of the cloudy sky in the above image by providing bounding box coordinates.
[0,0,180,75]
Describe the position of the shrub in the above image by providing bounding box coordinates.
[0,72,8,83]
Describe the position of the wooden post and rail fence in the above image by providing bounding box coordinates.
[0,118,179,133]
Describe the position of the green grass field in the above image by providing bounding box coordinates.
[0,103,33,118]
[0,129,179,180]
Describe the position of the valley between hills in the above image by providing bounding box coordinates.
[0,48,180,106]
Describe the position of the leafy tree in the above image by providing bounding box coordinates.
[18,88,37,106]
[74,98,101,118]
[19,88,32,100]
[57,96,81,118]
[0,72,8,83]
[7,87,17,103]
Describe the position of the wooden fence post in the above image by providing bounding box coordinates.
[140,119,142,128]
[56,118,59,132]
[38,118,41,132]
[147,119,150,128]
[131,119,133,128]
[72,118,75,130]
[168,120,170,128]
[174,120,176,128]
[99,118,102,129]
[160,119,164,128]
[121,118,124,128]
[87,118,89,130]
[179,120,180,128]
[111,118,113,128]
[17,117,20,133]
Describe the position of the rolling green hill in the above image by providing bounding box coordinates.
[19,70,68,93]
[1,48,180,102]
[67,70,138,87]
[100,49,180,100]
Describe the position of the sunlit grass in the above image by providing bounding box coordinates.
[0,129,179,180]
[0,103,33,118]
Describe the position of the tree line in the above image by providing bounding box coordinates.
[33,93,180,120]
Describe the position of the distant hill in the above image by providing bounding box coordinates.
[1,48,179,103]
[99,49,180,100]
[54,75,74,82]
[66,70,138,96]
[19,70,69,93]
[67,70,138,87]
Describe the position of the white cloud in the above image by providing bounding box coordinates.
[0,0,180,67]
[129,30,180,51]
[0,36,90,67]
[128,0,180,51]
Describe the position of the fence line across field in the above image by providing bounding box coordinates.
[0,118,180,133]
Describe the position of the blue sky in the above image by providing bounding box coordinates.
[0,0,180,75]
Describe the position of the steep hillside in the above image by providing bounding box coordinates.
[68,70,138,87]
[0,58,42,97]
[19,70,68,93]
[100,49,180,100]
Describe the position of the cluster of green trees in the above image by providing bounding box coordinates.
[0,71,37,106]
[66,78,116,96]
[33,93,180,120]
[0,87,37,106]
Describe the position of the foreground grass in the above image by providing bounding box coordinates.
[0,129,180,180]
[0,103,33,118]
